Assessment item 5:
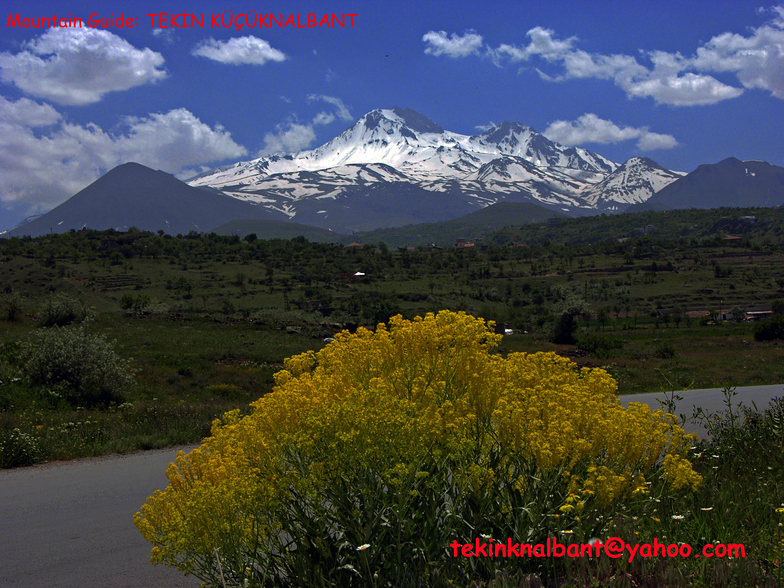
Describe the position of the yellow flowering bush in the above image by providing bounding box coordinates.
[135,311,700,587]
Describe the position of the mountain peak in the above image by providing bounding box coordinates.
[478,121,537,142]
[389,106,444,134]
[647,157,784,209]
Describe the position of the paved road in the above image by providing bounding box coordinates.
[1,384,782,587]
[619,384,784,440]
[0,445,200,588]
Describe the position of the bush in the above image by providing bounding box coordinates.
[0,428,40,468]
[752,314,784,341]
[120,293,165,315]
[576,334,623,358]
[21,327,136,406]
[654,341,678,359]
[135,311,700,587]
[36,294,92,327]
[1,291,24,321]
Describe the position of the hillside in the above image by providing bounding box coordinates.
[646,158,784,209]
[484,206,784,246]
[5,163,281,238]
[347,202,566,247]
[210,219,341,242]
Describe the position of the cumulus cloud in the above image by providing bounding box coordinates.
[192,36,286,65]
[621,73,744,106]
[422,30,485,58]
[543,113,678,151]
[689,11,784,99]
[0,96,246,214]
[257,122,316,156]
[0,29,166,106]
[256,96,352,156]
[426,8,784,106]
[0,95,60,127]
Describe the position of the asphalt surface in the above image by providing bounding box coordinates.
[1,384,782,587]
[620,383,784,440]
[0,445,200,588]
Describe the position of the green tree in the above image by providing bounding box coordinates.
[1,291,23,322]
[672,306,684,328]
[596,307,609,331]
[551,288,591,344]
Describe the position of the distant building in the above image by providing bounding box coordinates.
[338,271,366,279]
[746,309,772,321]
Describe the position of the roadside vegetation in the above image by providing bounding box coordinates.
[133,314,784,588]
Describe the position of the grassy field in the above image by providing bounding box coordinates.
[1,218,783,466]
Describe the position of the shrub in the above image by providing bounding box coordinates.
[135,311,700,587]
[1,291,24,321]
[120,293,155,314]
[752,314,784,341]
[36,294,92,327]
[576,334,623,358]
[654,341,678,359]
[0,428,40,468]
[21,327,136,406]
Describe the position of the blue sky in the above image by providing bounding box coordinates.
[1,0,783,231]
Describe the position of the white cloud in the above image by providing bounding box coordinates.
[152,28,178,45]
[422,30,484,58]
[0,29,166,106]
[543,113,678,151]
[312,112,335,126]
[636,131,680,151]
[0,96,246,214]
[307,94,353,122]
[426,8,784,106]
[474,121,497,132]
[505,28,740,106]
[257,122,316,156]
[257,95,351,156]
[689,13,784,99]
[0,95,60,127]
[192,36,286,65]
[112,109,247,169]
[620,73,744,106]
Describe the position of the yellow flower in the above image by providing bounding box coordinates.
[132,310,701,578]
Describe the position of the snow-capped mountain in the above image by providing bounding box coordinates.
[190,107,681,232]
[581,157,685,208]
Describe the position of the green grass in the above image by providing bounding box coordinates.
[1,225,783,466]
